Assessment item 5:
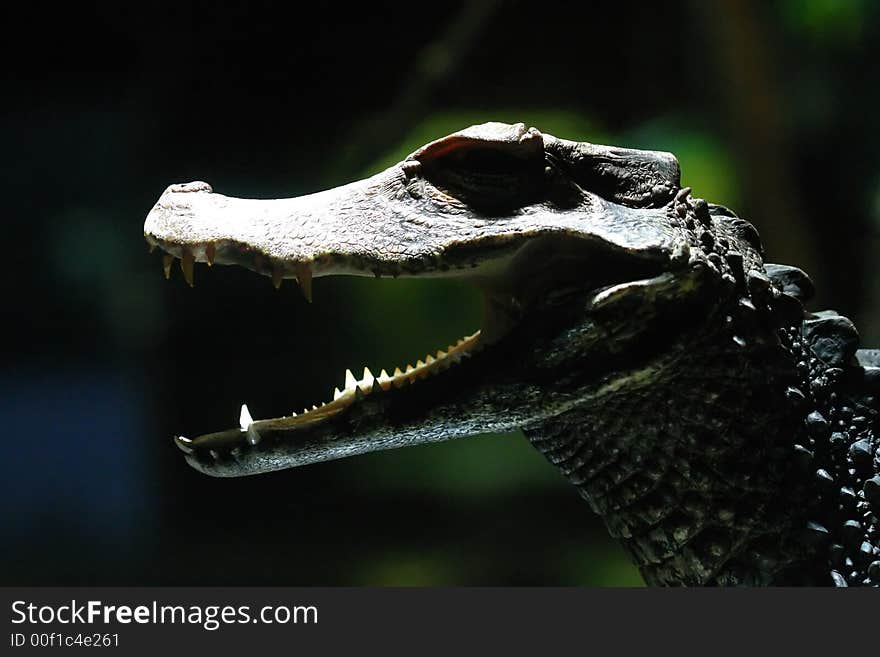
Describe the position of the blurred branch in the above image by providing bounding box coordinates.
[332,0,504,178]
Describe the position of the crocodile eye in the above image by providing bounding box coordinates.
[411,124,546,213]
[420,143,546,212]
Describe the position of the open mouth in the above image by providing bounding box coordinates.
[148,227,675,468]
[146,222,673,469]
[147,232,491,459]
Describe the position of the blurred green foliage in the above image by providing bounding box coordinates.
[779,0,871,44]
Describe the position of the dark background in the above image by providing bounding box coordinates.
[3,0,879,585]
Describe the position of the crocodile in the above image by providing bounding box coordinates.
[144,122,880,586]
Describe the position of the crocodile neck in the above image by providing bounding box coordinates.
[524,295,825,585]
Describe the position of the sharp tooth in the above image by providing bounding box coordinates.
[426,355,435,364]
[377,369,392,391]
[239,404,262,445]
[416,360,425,368]
[181,249,195,287]
[405,364,414,373]
[393,367,403,377]
[334,387,343,401]
[174,435,194,454]
[436,350,446,359]
[272,263,283,289]
[344,369,358,390]
[148,243,156,254]
[239,404,254,431]
[163,254,174,279]
[205,243,216,266]
[295,263,313,303]
[360,367,375,392]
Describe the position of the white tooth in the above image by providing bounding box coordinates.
[238,404,261,445]
[377,369,392,391]
[436,350,446,359]
[174,435,194,455]
[334,387,344,401]
[345,369,358,390]
[426,355,435,364]
[239,403,254,431]
[360,367,375,392]
[416,359,425,368]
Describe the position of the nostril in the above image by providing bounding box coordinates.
[167,180,213,194]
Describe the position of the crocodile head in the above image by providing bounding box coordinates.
[144,122,762,477]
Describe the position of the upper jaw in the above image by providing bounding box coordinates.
[143,154,683,287]
[144,122,686,282]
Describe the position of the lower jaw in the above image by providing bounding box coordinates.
[175,328,485,456]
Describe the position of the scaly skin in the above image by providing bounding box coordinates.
[144,123,880,586]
